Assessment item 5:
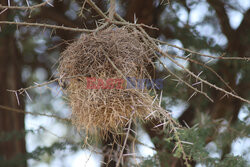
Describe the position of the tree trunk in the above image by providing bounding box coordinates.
[0,1,26,166]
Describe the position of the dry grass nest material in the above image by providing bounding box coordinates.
[58,26,159,137]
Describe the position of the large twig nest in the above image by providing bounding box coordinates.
[58,26,158,137]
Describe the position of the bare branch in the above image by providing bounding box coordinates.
[139,27,250,104]
[154,39,250,61]
[0,105,70,122]
[168,54,237,95]
[116,113,134,167]
[0,21,94,32]
[0,0,51,10]
[86,0,108,19]
[7,78,59,94]
[157,55,214,102]
[109,0,116,20]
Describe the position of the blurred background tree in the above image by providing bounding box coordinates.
[0,0,249,167]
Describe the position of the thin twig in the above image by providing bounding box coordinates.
[154,38,250,61]
[116,114,133,167]
[109,0,116,20]
[0,105,70,122]
[0,0,51,10]
[110,20,159,30]
[161,50,250,103]
[0,8,8,15]
[0,21,94,33]
[7,78,59,94]
[169,54,237,95]
[139,27,250,104]
[86,0,108,19]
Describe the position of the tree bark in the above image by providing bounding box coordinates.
[0,1,26,166]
